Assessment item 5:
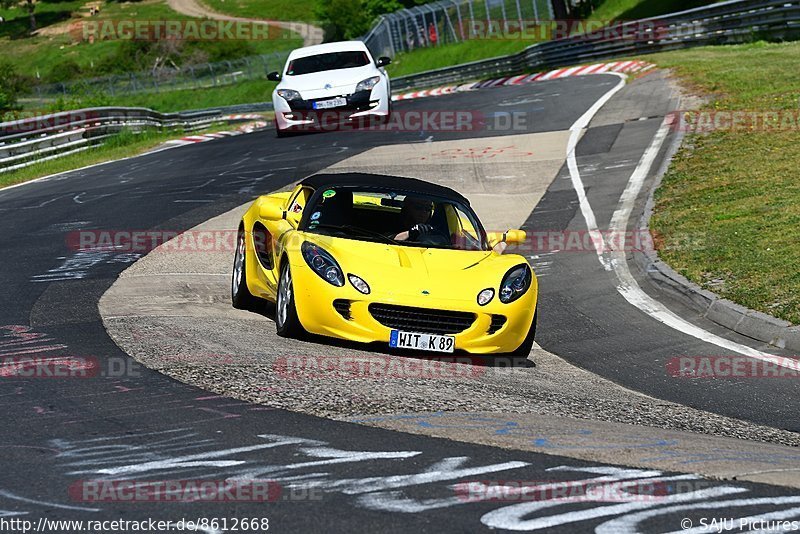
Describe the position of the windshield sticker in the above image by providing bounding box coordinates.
[310,211,321,221]
[322,189,336,199]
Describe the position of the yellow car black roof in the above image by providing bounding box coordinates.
[300,173,470,205]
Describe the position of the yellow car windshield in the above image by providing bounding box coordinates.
[302,187,488,251]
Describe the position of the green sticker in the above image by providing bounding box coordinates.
[322,189,336,199]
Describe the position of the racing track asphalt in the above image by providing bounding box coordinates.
[0,74,798,532]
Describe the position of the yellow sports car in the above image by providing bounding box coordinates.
[232,173,538,356]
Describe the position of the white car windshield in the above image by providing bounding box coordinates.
[286,51,371,76]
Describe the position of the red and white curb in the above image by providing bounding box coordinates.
[391,60,655,102]
[220,113,266,121]
[166,121,268,146]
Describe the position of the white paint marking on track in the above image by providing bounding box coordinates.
[0,489,100,512]
[566,74,796,367]
[596,497,800,534]
[481,485,747,531]
[565,73,628,257]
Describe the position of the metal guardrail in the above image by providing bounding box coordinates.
[363,0,554,58]
[0,107,262,174]
[390,0,800,92]
[31,52,291,103]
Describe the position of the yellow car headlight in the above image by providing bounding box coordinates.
[477,288,495,306]
[348,274,370,294]
[301,241,344,287]
[499,264,532,304]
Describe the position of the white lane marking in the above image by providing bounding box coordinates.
[481,484,746,531]
[0,489,100,512]
[565,73,628,256]
[87,436,313,476]
[567,75,794,365]
[597,497,800,534]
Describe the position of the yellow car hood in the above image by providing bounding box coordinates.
[296,234,529,301]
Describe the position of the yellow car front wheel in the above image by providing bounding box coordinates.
[276,263,304,338]
[508,309,537,358]
[232,227,258,310]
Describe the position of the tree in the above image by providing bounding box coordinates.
[0,61,24,112]
[0,0,38,32]
[316,0,407,41]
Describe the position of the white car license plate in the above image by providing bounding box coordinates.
[389,330,455,353]
[313,97,347,110]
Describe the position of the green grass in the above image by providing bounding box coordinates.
[0,0,301,84]
[647,41,800,324]
[588,0,718,22]
[201,0,318,22]
[105,78,277,112]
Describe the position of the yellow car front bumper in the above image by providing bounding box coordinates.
[289,258,537,355]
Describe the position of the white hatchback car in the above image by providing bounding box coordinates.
[268,41,392,136]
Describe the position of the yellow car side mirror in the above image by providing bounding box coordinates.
[259,202,285,221]
[488,229,526,254]
[504,229,526,246]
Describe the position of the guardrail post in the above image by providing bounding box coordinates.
[454,1,465,40]
[467,0,476,36]
[442,3,459,44]
[209,63,217,86]
[419,9,429,46]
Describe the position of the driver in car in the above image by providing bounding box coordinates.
[393,196,439,241]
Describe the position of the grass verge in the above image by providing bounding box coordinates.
[647,41,800,324]
[0,0,301,84]
[201,0,317,22]
[105,78,276,112]
[587,0,717,22]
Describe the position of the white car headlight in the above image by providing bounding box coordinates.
[355,76,381,93]
[277,89,302,101]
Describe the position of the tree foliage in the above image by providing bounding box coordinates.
[0,0,38,32]
[0,61,25,112]
[317,0,428,41]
